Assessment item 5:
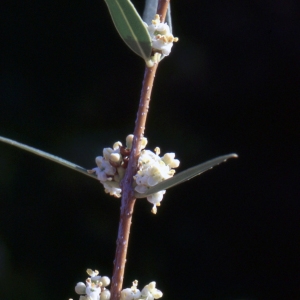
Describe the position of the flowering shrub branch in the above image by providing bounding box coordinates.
[0,1,238,300]
[109,5,170,297]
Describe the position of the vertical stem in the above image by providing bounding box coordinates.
[157,0,170,22]
[110,64,158,300]
[109,2,170,300]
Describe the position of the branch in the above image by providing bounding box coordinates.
[109,1,171,299]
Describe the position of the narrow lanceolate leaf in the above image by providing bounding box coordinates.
[104,0,152,60]
[135,153,238,197]
[0,136,98,180]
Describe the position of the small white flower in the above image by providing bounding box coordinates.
[103,181,122,198]
[121,280,141,300]
[121,288,141,300]
[74,269,111,300]
[141,282,163,300]
[95,156,116,181]
[86,283,101,300]
[86,269,99,277]
[145,14,178,56]
[91,141,125,198]
[162,153,180,168]
[147,191,165,214]
[134,148,179,213]
[91,135,180,212]
[147,190,165,205]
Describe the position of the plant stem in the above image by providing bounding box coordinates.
[110,64,158,300]
[109,2,170,300]
[157,0,170,22]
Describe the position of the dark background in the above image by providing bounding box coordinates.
[0,0,299,299]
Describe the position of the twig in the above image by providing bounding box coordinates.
[109,2,170,300]
[157,0,170,22]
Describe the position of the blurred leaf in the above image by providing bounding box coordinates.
[142,0,172,33]
[135,153,238,197]
[104,0,152,60]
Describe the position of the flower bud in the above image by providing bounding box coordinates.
[120,288,133,300]
[126,134,134,149]
[103,148,113,160]
[162,153,174,164]
[100,276,111,287]
[75,282,86,295]
[110,153,121,162]
[153,290,163,299]
[100,289,111,300]
[168,159,180,168]
[113,141,122,150]
[120,288,141,300]
[95,156,104,168]
[141,137,148,148]
[117,167,125,180]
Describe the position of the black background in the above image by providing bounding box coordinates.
[1,1,299,299]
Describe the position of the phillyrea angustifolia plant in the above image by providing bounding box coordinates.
[0,0,237,299]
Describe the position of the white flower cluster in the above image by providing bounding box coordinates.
[90,135,179,213]
[134,147,179,214]
[89,135,140,198]
[72,271,162,300]
[121,280,163,300]
[74,269,111,300]
[144,14,178,56]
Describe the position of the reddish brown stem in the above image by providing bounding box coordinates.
[109,2,170,300]
[109,64,158,300]
[157,0,170,23]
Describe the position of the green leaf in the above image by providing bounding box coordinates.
[135,153,238,197]
[0,136,98,180]
[104,0,152,60]
[0,136,238,199]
